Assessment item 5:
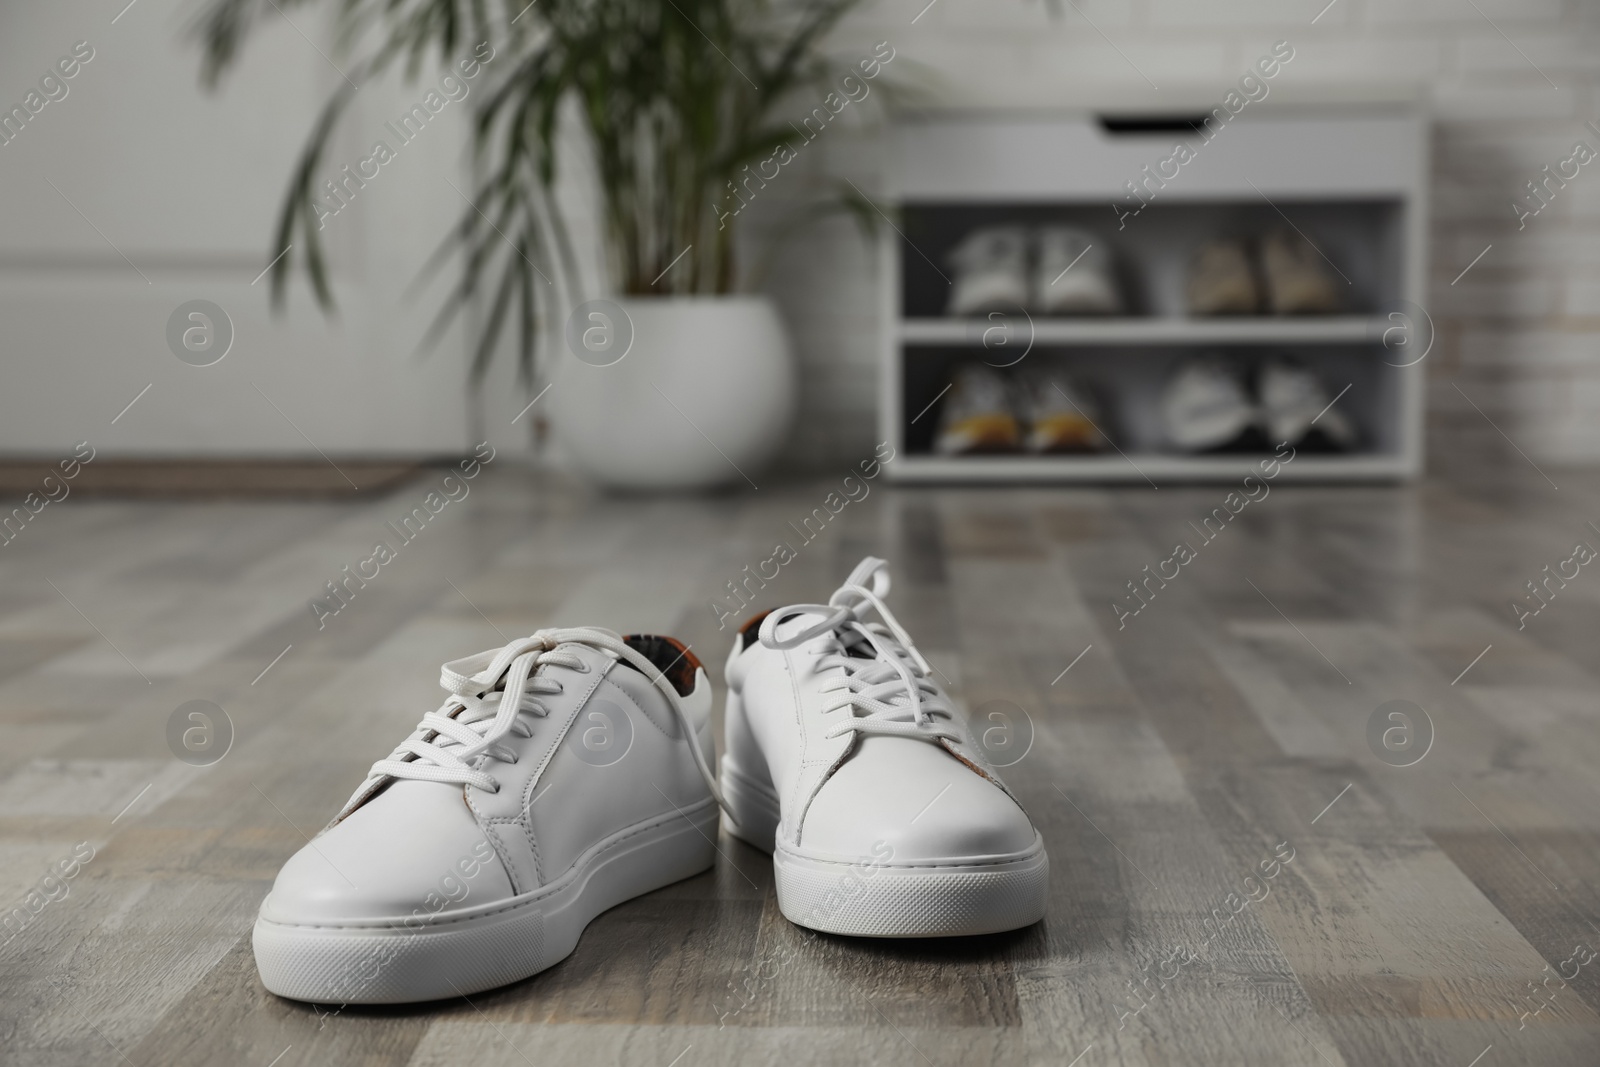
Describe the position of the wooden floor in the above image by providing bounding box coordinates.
[3,462,1599,1066]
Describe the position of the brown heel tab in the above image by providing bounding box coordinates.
[737,610,772,651]
[620,635,703,696]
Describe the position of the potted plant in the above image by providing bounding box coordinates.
[197,0,885,490]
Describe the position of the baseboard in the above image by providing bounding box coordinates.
[0,459,432,499]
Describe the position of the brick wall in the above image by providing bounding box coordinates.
[764,0,1600,471]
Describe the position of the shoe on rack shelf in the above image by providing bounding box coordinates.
[1186,239,1261,316]
[945,226,1030,317]
[1161,354,1259,452]
[1259,357,1357,450]
[934,365,1023,455]
[1019,370,1106,453]
[1035,227,1121,315]
[1260,228,1342,315]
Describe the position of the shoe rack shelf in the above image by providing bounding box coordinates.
[876,108,1429,484]
[899,315,1386,346]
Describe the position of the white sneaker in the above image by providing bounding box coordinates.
[253,628,720,1003]
[721,558,1049,937]
[945,226,1030,317]
[1035,227,1121,315]
[1259,357,1356,449]
[1161,355,1258,452]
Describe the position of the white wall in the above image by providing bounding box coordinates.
[0,0,483,459]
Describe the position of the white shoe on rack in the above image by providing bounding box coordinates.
[721,557,1049,937]
[1161,355,1258,452]
[945,226,1031,316]
[1259,357,1356,449]
[1035,227,1121,315]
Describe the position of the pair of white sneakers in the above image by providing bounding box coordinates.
[253,558,1050,1004]
[1161,355,1358,453]
[946,226,1122,317]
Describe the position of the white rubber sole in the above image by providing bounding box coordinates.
[253,798,718,1004]
[773,835,1049,937]
[720,757,1049,938]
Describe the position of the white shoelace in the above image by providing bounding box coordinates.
[335,627,722,822]
[758,557,959,745]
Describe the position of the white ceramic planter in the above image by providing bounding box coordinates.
[551,295,796,491]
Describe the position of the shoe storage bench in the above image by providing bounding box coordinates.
[875,109,1428,483]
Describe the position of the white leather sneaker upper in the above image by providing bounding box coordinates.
[260,628,717,926]
[945,226,1030,316]
[725,558,1040,865]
